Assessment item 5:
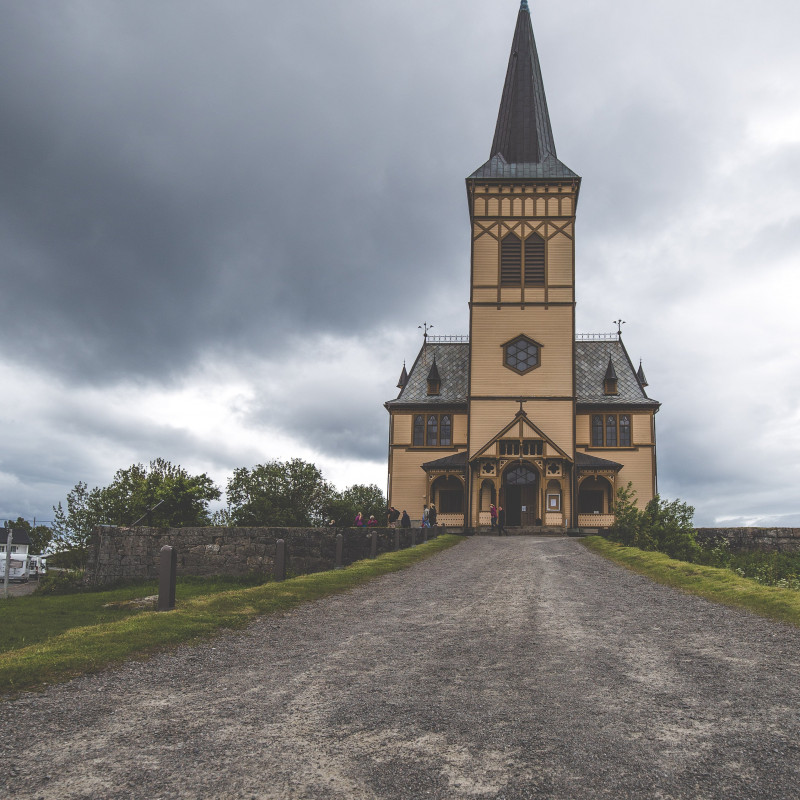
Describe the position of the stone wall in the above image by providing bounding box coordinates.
[85,525,445,586]
[695,528,800,554]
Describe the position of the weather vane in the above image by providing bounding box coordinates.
[418,322,434,342]
[613,319,626,337]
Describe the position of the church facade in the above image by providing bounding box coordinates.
[385,2,659,530]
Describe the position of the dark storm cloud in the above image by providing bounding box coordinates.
[0,1,473,384]
[2,0,800,525]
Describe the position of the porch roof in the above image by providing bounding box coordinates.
[575,452,623,471]
[421,451,468,472]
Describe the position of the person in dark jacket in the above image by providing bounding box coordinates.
[400,510,411,528]
[497,506,506,536]
[429,504,437,527]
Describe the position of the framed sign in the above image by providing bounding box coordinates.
[547,493,561,512]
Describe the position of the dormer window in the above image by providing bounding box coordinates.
[426,359,441,396]
[603,356,618,396]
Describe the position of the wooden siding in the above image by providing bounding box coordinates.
[632,412,654,445]
[393,414,411,446]
[453,413,468,444]
[547,234,573,286]
[473,234,498,286]
[469,399,574,456]
[469,306,574,396]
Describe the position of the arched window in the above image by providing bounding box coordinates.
[440,415,452,446]
[591,415,603,447]
[413,415,424,447]
[500,233,522,285]
[426,415,439,447]
[524,232,545,285]
[619,415,631,447]
[605,415,618,447]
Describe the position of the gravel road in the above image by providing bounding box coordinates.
[3,537,800,800]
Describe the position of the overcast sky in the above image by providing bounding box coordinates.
[2,0,799,527]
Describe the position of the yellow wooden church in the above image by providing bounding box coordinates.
[385,1,659,530]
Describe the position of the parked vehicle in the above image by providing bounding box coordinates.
[28,554,47,579]
[0,554,30,583]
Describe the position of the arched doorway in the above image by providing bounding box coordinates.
[502,462,539,526]
[431,475,465,515]
[578,476,612,514]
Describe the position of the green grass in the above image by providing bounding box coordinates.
[583,535,800,627]
[0,535,463,697]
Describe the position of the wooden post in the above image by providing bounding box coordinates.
[411,529,416,547]
[370,531,377,559]
[158,545,177,611]
[335,533,343,569]
[394,529,399,551]
[274,539,286,582]
[423,527,428,543]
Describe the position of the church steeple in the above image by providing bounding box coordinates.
[470,2,578,180]
[491,0,555,165]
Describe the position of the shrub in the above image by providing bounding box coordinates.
[607,483,699,561]
[37,570,87,595]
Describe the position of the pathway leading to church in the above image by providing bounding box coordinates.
[3,537,800,800]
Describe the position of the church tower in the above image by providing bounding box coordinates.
[385,1,659,531]
[466,1,580,527]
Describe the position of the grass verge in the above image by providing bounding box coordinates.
[0,534,463,698]
[582,535,800,627]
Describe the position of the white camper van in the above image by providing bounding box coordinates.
[0,553,30,583]
[28,555,47,579]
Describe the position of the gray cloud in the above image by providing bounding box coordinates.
[2,0,800,527]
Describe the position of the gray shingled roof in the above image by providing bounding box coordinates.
[422,452,468,471]
[469,3,579,182]
[575,339,659,407]
[575,452,623,471]
[469,153,579,180]
[386,343,469,407]
[387,338,657,408]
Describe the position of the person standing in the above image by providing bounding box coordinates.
[429,504,437,527]
[354,512,364,527]
[490,503,497,530]
[497,506,506,536]
[401,510,411,528]
[387,506,400,528]
[421,504,430,528]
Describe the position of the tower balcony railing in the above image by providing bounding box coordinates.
[575,333,618,341]
[427,335,470,343]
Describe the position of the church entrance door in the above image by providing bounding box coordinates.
[502,463,538,527]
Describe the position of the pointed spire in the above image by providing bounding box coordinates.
[397,362,408,390]
[637,360,649,388]
[603,355,619,396]
[426,357,441,396]
[427,357,440,383]
[490,1,555,165]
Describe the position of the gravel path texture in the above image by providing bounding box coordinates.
[3,536,800,800]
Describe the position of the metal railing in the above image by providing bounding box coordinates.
[427,335,470,343]
[575,333,618,341]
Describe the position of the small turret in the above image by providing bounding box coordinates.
[636,360,649,388]
[426,358,441,396]
[603,356,619,396]
[396,362,408,390]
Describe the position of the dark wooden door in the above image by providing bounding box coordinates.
[505,486,522,526]
[521,485,537,526]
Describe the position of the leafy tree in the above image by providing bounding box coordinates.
[52,460,221,560]
[325,484,387,527]
[226,459,332,527]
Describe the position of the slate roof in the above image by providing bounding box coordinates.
[469,153,579,181]
[422,452,468,471]
[386,343,469,407]
[387,339,657,408]
[468,3,579,182]
[575,452,623,471]
[2,529,32,545]
[575,339,659,407]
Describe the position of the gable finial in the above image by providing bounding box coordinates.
[520,0,529,10]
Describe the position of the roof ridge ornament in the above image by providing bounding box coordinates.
[520,0,529,10]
